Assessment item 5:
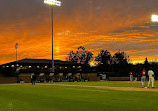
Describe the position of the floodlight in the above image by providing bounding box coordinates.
[151,14,158,22]
[44,0,61,6]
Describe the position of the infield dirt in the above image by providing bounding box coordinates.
[50,84,158,92]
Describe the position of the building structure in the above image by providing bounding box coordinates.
[0,58,99,83]
[0,58,83,77]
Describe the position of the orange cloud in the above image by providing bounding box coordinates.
[0,0,158,64]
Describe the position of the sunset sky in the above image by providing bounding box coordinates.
[0,0,158,65]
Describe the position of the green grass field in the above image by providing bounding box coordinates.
[0,81,158,111]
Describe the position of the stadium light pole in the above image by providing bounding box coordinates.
[15,43,19,61]
[44,0,61,73]
[15,43,19,82]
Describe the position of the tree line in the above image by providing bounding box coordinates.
[66,46,129,65]
[66,46,158,77]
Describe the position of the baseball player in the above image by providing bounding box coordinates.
[141,69,147,88]
[148,68,155,88]
[129,72,133,81]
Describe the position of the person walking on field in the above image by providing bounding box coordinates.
[31,74,36,85]
[129,72,133,81]
[148,68,155,88]
[141,69,147,88]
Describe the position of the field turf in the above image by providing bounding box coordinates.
[0,81,158,111]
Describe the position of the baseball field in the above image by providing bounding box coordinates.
[0,81,158,111]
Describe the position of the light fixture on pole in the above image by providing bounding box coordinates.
[44,0,61,73]
[44,0,61,6]
[151,14,158,22]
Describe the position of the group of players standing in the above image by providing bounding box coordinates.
[129,68,155,88]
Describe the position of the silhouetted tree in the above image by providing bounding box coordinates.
[66,46,93,64]
[112,51,130,76]
[144,57,150,71]
[95,50,112,65]
[113,51,129,64]
[95,50,112,72]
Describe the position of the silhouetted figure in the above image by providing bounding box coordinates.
[20,77,24,84]
[31,74,36,85]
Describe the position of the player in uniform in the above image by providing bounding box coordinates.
[148,68,155,88]
[141,69,147,88]
[129,72,133,81]
[31,74,36,85]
